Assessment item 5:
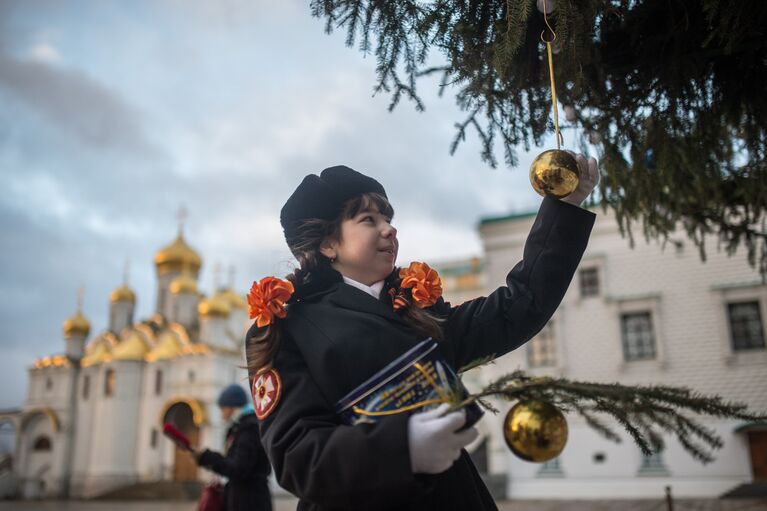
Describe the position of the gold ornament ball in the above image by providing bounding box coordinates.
[529,149,580,198]
[503,400,568,463]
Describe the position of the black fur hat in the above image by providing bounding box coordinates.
[280,165,387,248]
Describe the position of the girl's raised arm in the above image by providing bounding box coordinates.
[435,196,595,369]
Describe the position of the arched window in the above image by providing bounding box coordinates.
[82,374,90,400]
[154,369,163,396]
[104,369,116,397]
[33,436,51,451]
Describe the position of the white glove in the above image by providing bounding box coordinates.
[561,153,600,206]
[407,403,479,475]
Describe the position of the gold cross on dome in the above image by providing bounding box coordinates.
[77,286,85,312]
[213,262,222,290]
[123,259,131,285]
[177,205,188,235]
[228,265,236,288]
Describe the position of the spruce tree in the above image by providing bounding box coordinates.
[311,0,767,276]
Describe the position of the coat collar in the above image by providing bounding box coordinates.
[292,265,407,326]
[326,280,409,327]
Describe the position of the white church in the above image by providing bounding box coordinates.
[3,228,251,499]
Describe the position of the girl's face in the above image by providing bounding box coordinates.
[321,206,398,286]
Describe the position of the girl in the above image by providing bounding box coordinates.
[246,163,598,510]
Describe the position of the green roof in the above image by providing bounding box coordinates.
[437,263,483,277]
[479,210,537,226]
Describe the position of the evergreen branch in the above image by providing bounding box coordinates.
[457,354,496,374]
[451,373,767,464]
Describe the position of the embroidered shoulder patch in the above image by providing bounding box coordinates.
[252,368,282,420]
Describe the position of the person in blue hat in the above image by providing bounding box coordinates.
[195,383,272,511]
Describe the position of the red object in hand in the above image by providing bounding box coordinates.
[162,423,191,451]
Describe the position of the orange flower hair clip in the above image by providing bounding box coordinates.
[398,261,443,309]
[248,277,295,327]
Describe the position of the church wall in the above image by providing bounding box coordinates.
[173,355,223,456]
[20,366,79,498]
[69,366,98,497]
[167,353,247,477]
[109,302,134,334]
[156,272,177,316]
[81,361,144,497]
[479,207,766,498]
[227,309,249,350]
[17,414,61,499]
[172,294,199,331]
[26,368,65,409]
[134,352,247,484]
[25,370,41,406]
[136,361,170,481]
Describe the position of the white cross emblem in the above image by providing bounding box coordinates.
[252,368,282,420]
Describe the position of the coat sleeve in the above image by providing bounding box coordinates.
[253,327,429,509]
[196,422,262,482]
[435,197,595,369]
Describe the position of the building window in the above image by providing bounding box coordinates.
[188,370,195,383]
[621,312,656,361]
[537,456,564,477]
[154,370,163,396]
[104,368,116,397]
[579,267,600,298]
[727,301,766,351]
[527,322,556,368]
[45,377,53,391]
[150,429,158,449]
[82,374,90,400]
[638,450,669,475]
[33,436,52,451]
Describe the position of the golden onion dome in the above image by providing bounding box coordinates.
[198,295,231,318]
[169,273,198,295]
[154,233,202,276]
[81,340,112,368]
[63,311,91,338]
[146,330,185,362]
[112,330,150,361]
[218,288,247,310]
[110,284,136,304]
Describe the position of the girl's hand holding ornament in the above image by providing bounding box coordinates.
[560,152,599,207]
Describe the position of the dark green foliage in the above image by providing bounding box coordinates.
[453,370,767,463]
[310,0,767,276]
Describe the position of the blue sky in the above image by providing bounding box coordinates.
[0,0,568,408]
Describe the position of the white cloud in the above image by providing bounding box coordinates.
[0,51,158,156]
[396,216,482,264]
[7,173,74,220]
[27,43,62,64]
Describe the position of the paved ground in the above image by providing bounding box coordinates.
[496,500,767,511]
[1,498,766,511]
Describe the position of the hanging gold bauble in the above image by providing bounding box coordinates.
[503,400,568,462]
[529,149,580,198]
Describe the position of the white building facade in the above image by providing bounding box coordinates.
[441,205,767,499]
[8,229,252,499]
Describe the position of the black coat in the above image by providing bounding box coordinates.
[249,197,595,511]
[198,411,273,511]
